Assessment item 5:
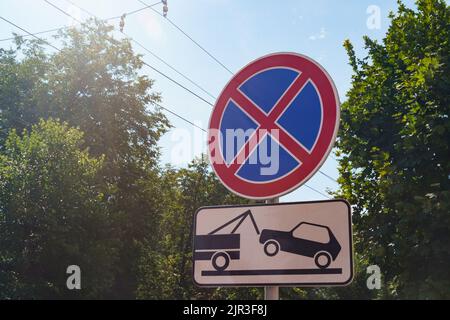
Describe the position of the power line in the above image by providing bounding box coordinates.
[137,2,337,185]
[2,1,219,103]
[318,170,338,183]
[63,0,217,101]
[142,61,213,107]
[63,0,217,100]
[1,0,234,82]
[65,0,163,20]
[1,10,336,197]
[44,0,82,23]
[152,102,206,133]
[2,9,213,131]
[64,0,97,17]
[304,184,331,199]
[64,0,162,20]
[0,16,61,52]
[0,1,161,42]
[0,14,210,134]
[108,1,162,19]
[7,1,213,126]
[43,0,215,107]
[119,37,216,100]
[0,16,207,135]
[151,103,332,199]
[138,0,234,75]
[0,26,64,42]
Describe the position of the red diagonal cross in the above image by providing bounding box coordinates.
[226,73,312,174]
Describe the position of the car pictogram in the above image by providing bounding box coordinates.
[259,222,341,269]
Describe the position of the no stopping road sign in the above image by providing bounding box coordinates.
[208,52,340,199]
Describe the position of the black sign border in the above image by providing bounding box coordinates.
[192,199,354,287]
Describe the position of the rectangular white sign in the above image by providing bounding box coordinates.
[193,200,353,287]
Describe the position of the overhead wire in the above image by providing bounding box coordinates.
[59,0,216,102]
[138,0,234,75]
[318,170,338,183]
[0,12,209,133]
[0,1,160,42]
[43,0,215,107]
[0,16,62,52]
[304,184,331,199]
[1,5,337,198]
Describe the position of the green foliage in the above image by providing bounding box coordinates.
[0,119,116,299]
[0,20,169,299]
[338,0,450,299]
[1,20,169,163]
[136,156,261,300]
[1,1,448,300]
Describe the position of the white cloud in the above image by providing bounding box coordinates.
[309,27,327,41]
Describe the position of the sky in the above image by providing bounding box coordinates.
[0,0,417,202]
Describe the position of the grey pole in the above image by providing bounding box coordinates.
[264,197,280,300]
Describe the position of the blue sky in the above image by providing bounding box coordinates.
[0,0,417,202]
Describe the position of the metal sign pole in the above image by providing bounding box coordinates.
[264,197,280,300]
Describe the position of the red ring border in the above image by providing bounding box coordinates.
[208,52,340,200]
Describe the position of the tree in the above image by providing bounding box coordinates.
[0,20,170,298]
[338,0,450,298]
[0,119,117,299]
[136,156,262,300]
[0,21,168,164]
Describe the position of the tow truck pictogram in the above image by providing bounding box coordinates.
[193,210,260,271]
